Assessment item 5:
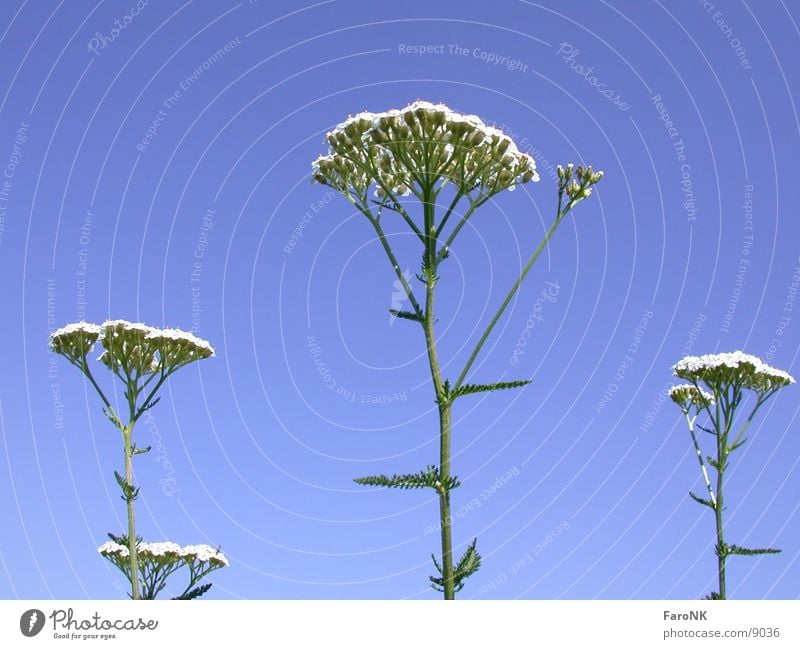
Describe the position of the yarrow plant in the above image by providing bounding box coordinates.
[670,350,794,599]
[98,537,228,600]
[49,320,225,599]
[312,100,602,598]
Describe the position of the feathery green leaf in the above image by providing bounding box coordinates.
[389,309,422,323]
[429,538,482,593]
[452,379,531,399]
[173,583,213,600]
[726,544,781,557]
[688,491,715,509]
[354,465,460,492]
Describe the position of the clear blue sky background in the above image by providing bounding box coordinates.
[0,0,798,600]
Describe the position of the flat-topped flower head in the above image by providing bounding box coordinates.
[673,351,794,393]
[93,320,214,376]
[669,384,714,411]
[97,320,158,376]
[97,540,130,558]
[181,544,229,567]
[49,322,102,363]
[138,541,183,558]
[145,327,215,370]
[312,100,539,201]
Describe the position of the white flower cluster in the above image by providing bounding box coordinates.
[181,544,230,567]
[48,321,102,359]
[50,319,215,369]
[668,384,714,410]
[149,327,215,354]
[97,540,130,558]
[312,100,539,199]
[98,541,229,567]
[141,541,183,557]
[673,351,795,392]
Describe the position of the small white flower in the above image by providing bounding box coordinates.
[673,351,794,390]
[97,541,130,557]
[181,544,229,567]
[312,100,541,199]
[138,541,182,557]
[49,322,103,358]
[49,321,102,342]
[100,320,152,332]
[146,327,216,357]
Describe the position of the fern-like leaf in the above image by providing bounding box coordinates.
[140,396,161,413]
[727,544,781,557]
[113,471,139,502]
[688,491,715,509]
[132,444,152,456]
[388,309,422,323]
[102,407,122,429]
[429,538,482,593]
[418,252,438,286]
[452,380,531,399]
[354,465,460,492]
[728,438,747,453]
[453,538,482,588]
[436,380,452,405]
[173,583,213,600]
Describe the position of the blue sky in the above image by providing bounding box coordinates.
[0,0,798,599]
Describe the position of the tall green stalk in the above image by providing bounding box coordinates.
[713,416,727,599]
[49,320,216,600]
[313,101,602,597]
[122,426,141,599]
[670,353,794,599]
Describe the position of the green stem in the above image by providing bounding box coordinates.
[715,428,726,600]
[437,404,454,600]
[437,200,481,263]
[713,388,726,599]
[123,425,141,600]
[423,260,454,600]
[686,413,716,507]
[434,189,465,240]
[80,359,113,413]
[454,194,569,391]
[421,185,455,600]
[362,208,424,320]
[729,391,774,450]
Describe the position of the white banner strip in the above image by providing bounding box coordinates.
[1,600,797,648]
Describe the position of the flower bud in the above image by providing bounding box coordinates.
[431,110,446,128]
